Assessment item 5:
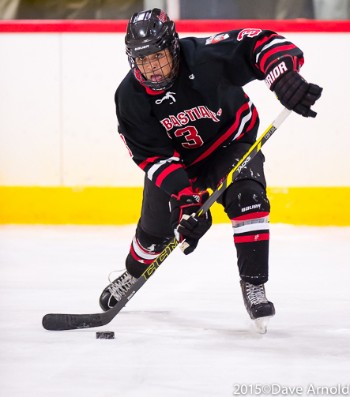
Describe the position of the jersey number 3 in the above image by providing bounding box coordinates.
[174,126,204,149]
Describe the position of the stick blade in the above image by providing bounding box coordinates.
[42,312,108,331]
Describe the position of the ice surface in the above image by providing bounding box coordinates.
[0,224,349,397]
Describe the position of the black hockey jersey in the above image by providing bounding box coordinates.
[115,28,303,196]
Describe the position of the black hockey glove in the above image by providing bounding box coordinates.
[169,190,212,255]
[265,57,323,118]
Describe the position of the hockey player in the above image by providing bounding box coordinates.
[99,9,322,327]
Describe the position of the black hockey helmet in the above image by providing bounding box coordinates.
[125,8,180,91]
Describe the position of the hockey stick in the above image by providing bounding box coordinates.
[42,107,291,331]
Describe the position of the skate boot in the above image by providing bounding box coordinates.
[240,280,275,333]
[99,270,137,311]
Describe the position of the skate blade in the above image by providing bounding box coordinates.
[254,316,273,334]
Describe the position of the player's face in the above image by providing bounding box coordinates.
[135,49,173,84]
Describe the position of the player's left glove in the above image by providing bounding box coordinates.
[169,189,212,255]
[265,56,323,118]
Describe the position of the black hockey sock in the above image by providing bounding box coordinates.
[125,225,172,278]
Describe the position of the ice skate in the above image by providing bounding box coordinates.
[99,270,137,311]
[240,280,275,334]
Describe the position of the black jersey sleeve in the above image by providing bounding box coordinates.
[192,28,304,86]
[115,82,192,196]
[245,28,304,76]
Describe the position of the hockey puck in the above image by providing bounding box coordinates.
[96,331,115,339]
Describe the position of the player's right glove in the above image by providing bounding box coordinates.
[265,56,323,118]
[169,189,212,255]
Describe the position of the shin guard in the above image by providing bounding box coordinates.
[222,180,270,285]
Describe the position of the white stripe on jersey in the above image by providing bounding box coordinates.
[255,38,289,64]
[147,156,180,181]
[231,101,253,142]
[132,237,159,260]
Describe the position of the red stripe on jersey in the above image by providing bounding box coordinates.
[260,44,298,73]
[139,156,161,170]
[155,163,184,188]
[254,33,279,52]
[189,101,250,166]
[232,211,270,222]
[234,233,270,243]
